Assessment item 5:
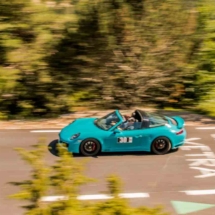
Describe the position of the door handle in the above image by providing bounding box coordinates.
[135,135,142,138]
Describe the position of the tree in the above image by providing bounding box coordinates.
[0,0,214,117]
[192,0,215,115]
[46,0,201,110]
[0,0,77,118]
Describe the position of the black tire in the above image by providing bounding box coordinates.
[151,137,171,155]
[80,138,101,156]
[48,139,59,156]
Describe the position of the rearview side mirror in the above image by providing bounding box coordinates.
[113,128,121,134]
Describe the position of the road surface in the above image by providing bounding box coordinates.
[1,125,215,215]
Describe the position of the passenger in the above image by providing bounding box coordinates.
[126,117,135,130]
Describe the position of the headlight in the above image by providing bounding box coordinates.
[70,133,80,140]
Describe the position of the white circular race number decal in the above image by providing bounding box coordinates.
[117,137,133,143]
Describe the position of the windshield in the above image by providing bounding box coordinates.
[94,111,121,130]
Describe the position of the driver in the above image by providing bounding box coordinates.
[118,116,135,130]
[110,120,117,126]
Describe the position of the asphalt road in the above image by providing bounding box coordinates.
[1,126,215,215]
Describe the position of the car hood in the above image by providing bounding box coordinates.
[59,117,103,140]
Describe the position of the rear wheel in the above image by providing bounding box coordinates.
[80,139,101,156]
[151,137,171,155]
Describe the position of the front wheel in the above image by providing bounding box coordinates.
[80,139,101,156]
[151,137,171,155]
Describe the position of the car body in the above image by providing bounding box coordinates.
[58,109,186,156]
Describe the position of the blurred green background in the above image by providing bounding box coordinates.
[1,0,215,119]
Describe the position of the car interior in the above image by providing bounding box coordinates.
[131,110,150,129]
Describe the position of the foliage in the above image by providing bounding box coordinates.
[47,0,200,109]
[9,138,51,214]
[10,140,169,215]
[194,0,215,115]
[0,0,215,118]
[92,175,168,215]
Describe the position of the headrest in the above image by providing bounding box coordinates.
[141,119,150,128]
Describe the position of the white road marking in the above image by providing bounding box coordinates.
[185,138,201,141]
[118,193,149,198]
[30,130,60,133]
[186,159,215,166]
[211,134,215,139]
[196,127,215,130]
[41,196,68,201]
[181,189,215,195]
[181,145,211,151]
[191,167,215,178]
[77,194,112,200]
[185,152,215,158]
[182,138,215,178]
[40,193,150,202]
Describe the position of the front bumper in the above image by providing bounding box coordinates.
[58,132,81,153]
[58,140,80,153]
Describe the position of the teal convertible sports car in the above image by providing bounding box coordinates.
[58,110,186,156]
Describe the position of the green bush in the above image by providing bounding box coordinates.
[9,139,169,215]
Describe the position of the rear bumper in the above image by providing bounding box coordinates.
[172,129,186,149]
[172,141,184,149]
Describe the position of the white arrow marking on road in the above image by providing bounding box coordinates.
[40,193,150,202]
[181,189,215,195]
[30,130,61,133]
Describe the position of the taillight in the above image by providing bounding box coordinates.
[176,129,183,135]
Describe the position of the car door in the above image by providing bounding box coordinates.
[104,130,140,151]
[137,128,152,151]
